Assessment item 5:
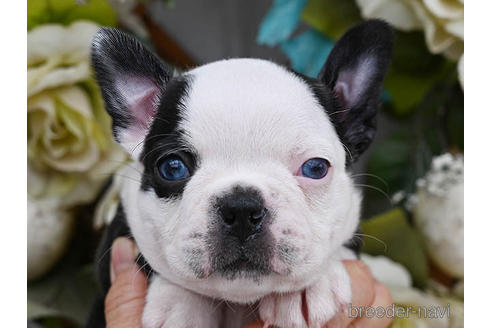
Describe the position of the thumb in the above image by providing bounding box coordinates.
[105,237,147,328]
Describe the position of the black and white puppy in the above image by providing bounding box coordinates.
[88,20,393,328]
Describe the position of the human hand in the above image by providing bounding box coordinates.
[105,237,147,328]
[104,237,392,328]
[244,260,393,328]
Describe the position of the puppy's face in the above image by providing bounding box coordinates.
[92,21,392,302]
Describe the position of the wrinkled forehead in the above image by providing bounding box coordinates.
[180,59,344,165]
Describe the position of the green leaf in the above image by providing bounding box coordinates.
[384,32,455,116]
[444,85,464,151]
[301,0,361,40]
[28,264,99,326]
[367,130,415,195]
[27,0,117,31]
[367,79,463,205]
[412,81,462,156]
[27,300,62,320]
[361,208,429,288]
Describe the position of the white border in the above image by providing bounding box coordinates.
[2,0,484,326]
[465,1,492,327]
[0,0,27,326]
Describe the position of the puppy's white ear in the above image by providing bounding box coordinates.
[318,20,393,163]
[91,28,172,159]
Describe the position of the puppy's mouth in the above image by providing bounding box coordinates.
[212,246,272,280]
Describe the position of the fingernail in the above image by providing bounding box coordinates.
[110,237,138,283]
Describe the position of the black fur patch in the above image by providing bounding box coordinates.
[343,226,363,258]
[139,76,198,198]
[318,20,393,163]
[292,20,393,164]
[87,204,154,327]
[91,27,172,140]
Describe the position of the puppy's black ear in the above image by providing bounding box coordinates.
[91,28,172,159]
[318,19,393,163]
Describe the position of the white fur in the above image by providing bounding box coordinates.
[119,59,361,327]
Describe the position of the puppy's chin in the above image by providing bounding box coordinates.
[160,269,317,304]
[150,242,327,304]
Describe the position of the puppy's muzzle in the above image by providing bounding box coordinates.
[209,186,274,278]
[217,188,267,243]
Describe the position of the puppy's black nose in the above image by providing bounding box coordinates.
[217,188,267,243]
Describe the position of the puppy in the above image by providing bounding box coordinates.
[87,20,393,328]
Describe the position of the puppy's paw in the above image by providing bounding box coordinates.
[305,261,352,328]
[142,276,219,328]
[259,261,351,328]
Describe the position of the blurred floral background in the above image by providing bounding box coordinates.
[27,0,464,327]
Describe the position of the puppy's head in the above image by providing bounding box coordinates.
[92,20,392,302]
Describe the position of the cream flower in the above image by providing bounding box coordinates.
[27,197,74,281]
[361,254,412,288]
[93,165,130,229]
[414,154,464,279]
[362,254,463,328]
[27,21,128,207]
[28,21,98,96]
[28,85,104,172]
[355,0,464,86]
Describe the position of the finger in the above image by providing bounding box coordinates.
[326,260,377,328]
[105,237,147,328]
[348,281,393,328]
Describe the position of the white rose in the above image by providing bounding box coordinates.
[413,153,464,279]
[355,0,464,86]
[361,254,412,288]
[27,21,128,207]
[362,254,463,328]
[27,197,74,281]
[28,21,98,96]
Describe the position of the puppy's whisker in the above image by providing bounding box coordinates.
[354,183,391,203]
[94,173,142,184]
[145,267,153,281]
[132,260,150,287]
[133,262,147,277]
[97,246,113,264]
[130,132,180,156]
[348,234,364,248]
[97,233,133,263]
[340,142,354,162]
[102,159,132,166]
[152,116,171,124]
[135,253,143,265]
[140,144,191,162]
[120,162,145,175]
[98,160,145,176]
[354,233,388,252]
[350,173,389,188]
[131,138,146,156]
[328,108,351,117]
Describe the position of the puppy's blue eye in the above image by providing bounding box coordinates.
[301,158,330,179]
[158,157,190,181]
